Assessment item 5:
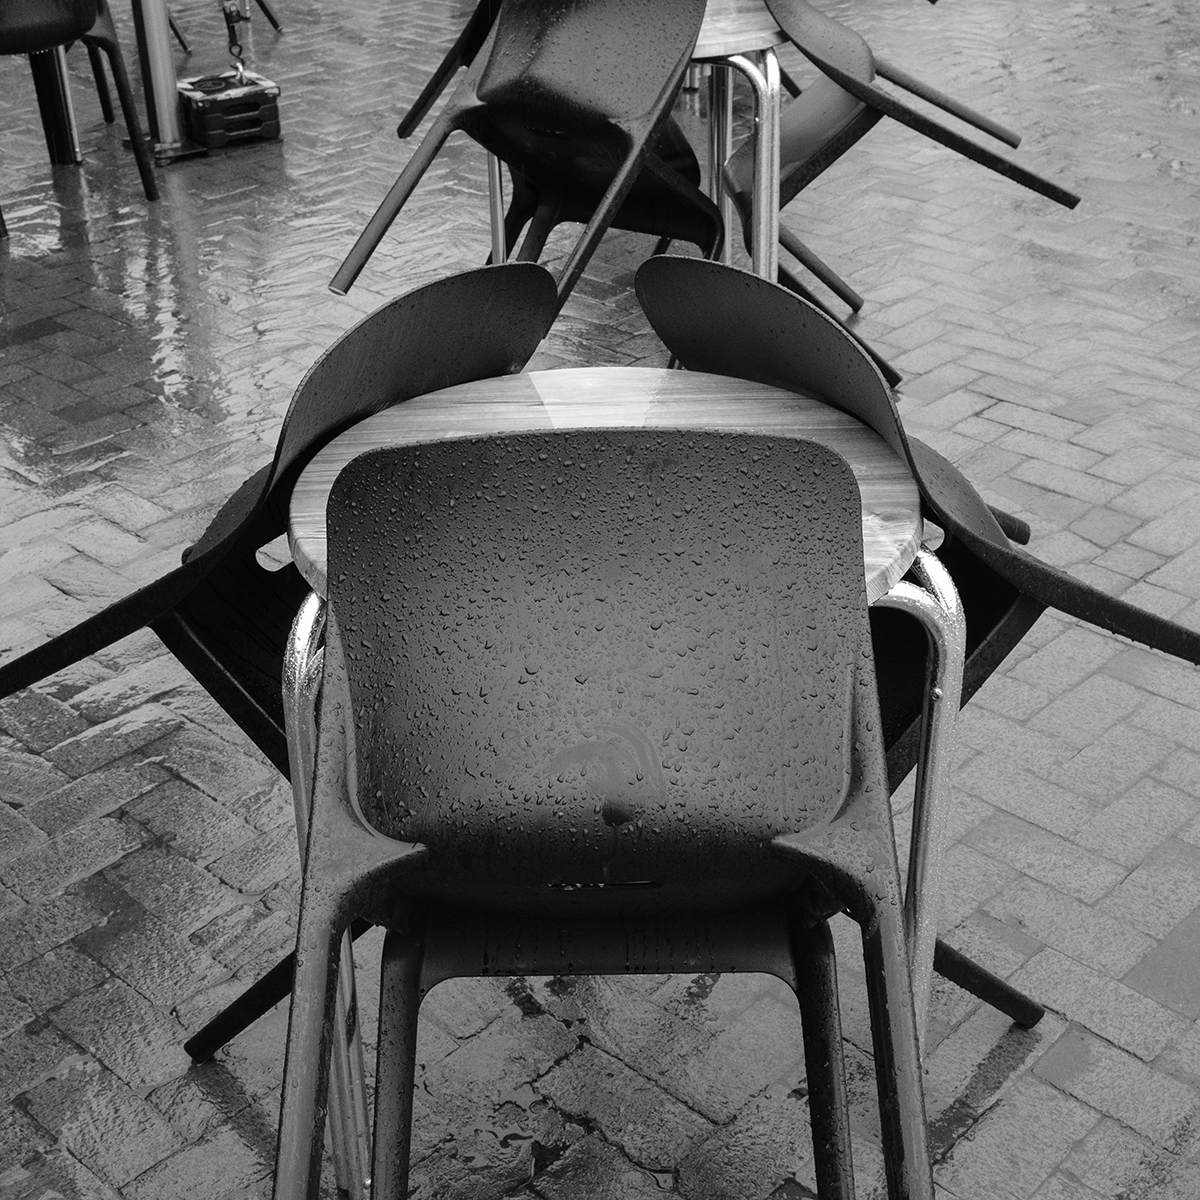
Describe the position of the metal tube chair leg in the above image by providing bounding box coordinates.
[724,50,782,280]
[706,65,736,266]
[487,154,506,264]
[282,593,372,1199]
[874,549,966,1042]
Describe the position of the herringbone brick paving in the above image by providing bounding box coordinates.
[2,0,1199,1196]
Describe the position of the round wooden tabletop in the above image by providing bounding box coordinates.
[288,367,922,603]
[694,0,786,58]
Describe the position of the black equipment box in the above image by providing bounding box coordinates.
[177,70,281,149]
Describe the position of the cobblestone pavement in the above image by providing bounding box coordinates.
[3,0,1200,1196]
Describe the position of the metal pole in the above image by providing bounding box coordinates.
[131,0,184,154]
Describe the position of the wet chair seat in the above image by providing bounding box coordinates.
[273,431,934,1199]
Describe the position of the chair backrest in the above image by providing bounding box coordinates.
[0,0,96,54]
[325,429,869,915]
[186,263,558,559]
[635,255,1017,546]
[638,256,908,458]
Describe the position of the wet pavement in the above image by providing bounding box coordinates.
[3,0,1200,1196]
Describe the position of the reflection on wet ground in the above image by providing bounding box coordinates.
[3,0,1200,1196]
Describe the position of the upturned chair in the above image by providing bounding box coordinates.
[721,0,1080,311]
[0,264,560,777]
[329,0,722,309]
[0,0,157,237]
[272,430,934,1200]
[635,254,1200,1021]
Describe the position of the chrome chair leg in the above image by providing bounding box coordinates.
[706,65,735,266]
[725,49,782,280]
[875,548,966,1043]
[284,593,372,1198]
[487,153,507,263]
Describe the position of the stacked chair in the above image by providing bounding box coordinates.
[328,0,722,308]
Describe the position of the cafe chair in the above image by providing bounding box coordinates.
[635,256,1200,672]
[636,254,1200,1018]
[0,263,560,779]
[272,431,934,1200]
[0,0,158,237]
[720,0,1079,310]
[329,0,722,311]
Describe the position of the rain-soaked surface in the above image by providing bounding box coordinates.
[3,0,1200,1196]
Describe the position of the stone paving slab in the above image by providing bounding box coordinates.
[3,0,1200,1196]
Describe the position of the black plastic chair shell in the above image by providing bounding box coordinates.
[272,431,934,1200]
[0,264,560,777]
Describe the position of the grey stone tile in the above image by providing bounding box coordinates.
[983,876,1153,978]
[537,1043,710,1168]
[1124,908,1200,1019]
[935,1076,1099,1200]
[0,818,148,902]
[964,811,1125,903]
[20,1058,184,1187]
[51,980,191,1092]
[1034,1026,1200,1152]
[1096,840,1200,939]
[1074,777,1200,867]
[1010,949,1185,1062]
